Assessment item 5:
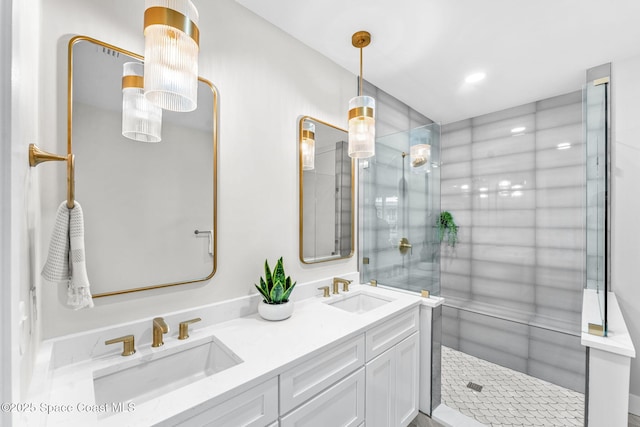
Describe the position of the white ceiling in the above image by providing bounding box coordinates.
[231,0,640,124]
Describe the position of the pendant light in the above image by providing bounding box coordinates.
[348,31,375,159]
[122,62,163,143]
[301,120,315,171]
[410,129,431,173]
[143,0,200,112]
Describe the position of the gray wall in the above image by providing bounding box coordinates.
[440,90,586,392]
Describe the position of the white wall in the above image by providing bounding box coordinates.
[37,0,357,337]
[612,54,640,414]
[1,0,43,423]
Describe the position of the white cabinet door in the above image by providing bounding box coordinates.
[365,344,395,427]
[395,332,419,426]
[366,308,419,361]
[365,332,420,427]
[280,368,365,427]
[280,334,365,414]
[169,377,278,427]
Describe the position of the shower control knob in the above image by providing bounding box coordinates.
[399,237,412,255]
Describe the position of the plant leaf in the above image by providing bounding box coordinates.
[270,280,284,303]
[282,281,296,302]
[273,257,285,288]
[264,259,273,292]
[254,283,270,302]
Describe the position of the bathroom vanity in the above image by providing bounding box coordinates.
[24,279,443,426]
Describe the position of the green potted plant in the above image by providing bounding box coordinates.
[438,211,458,247]
[255,257,297,321]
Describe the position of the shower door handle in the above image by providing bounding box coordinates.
[399,237,412,255]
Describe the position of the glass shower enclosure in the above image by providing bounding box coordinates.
[359,123,441,295]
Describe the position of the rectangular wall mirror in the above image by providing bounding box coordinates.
[299,116,354,263]
[69,36,218,298]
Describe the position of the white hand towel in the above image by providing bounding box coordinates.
[42,201,94,310]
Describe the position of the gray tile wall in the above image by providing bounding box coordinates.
[440,90,586,393]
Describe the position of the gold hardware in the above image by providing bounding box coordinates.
[144,6,200,46]
[28,144,75,209]
[67,36,219,299]
[370,279,377,287]
[152,317,169,347]
[363,257,369,265]
[332,277,353,294]
[352,31,371,49]
[352,31,371,97]
[122,75,144,89]
[421,290,430,298]
[348,107,374,120]
[399,237,412,255]
[318,286,330,298]
[105,335,136,356]
[588,323,605,336]
[301,129,315,140]
[593,77,610,86]
[178,317,201,340]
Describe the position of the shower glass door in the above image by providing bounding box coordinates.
[360,123,441,295]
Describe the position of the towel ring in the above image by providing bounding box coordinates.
[28,143,75,209]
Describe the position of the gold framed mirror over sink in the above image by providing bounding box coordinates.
[299,116,354,264]
[68,36,218,298]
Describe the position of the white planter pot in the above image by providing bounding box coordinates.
[258,300,294,321]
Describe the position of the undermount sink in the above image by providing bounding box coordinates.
[325,291,394,314]
[93,335,242,414]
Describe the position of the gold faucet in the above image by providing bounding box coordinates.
[332,277,353,294]
[105,335,136,356]
[178,318,201,340]
[152,317,169,347]
[317,286,331,298]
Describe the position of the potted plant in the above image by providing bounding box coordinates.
[438,211,458,247]
[254,257,297,321]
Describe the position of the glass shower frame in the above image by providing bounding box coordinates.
[584,76,610,335]
[359,123,441,295]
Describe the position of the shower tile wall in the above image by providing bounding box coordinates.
[440,91,586,392]
[363,80,432,137]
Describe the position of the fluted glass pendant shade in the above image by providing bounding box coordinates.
[144,0,199,112]
[410,143,431,173]
[301,121,315,170]
[348,95,375,158]
[122,62,162,143]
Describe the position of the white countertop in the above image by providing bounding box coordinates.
[581,289,636,358]
[24,283,433,426]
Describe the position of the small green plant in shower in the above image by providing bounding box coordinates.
[438,211,459,247]
[255,257,297,304]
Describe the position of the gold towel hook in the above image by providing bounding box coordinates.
[29,144,75,209]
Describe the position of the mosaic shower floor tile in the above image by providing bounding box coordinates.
[441,346,584,427]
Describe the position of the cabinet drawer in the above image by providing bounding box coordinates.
[365,308,419,361]
[280,334,365,414]
[280,368,365,427]
[170,377,278,427]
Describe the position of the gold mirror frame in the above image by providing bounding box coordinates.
[68,35,218,298]
[299,116,355,264]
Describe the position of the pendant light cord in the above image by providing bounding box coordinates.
[359,47,363,96]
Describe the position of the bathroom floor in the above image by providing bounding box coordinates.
[441,346,584,426]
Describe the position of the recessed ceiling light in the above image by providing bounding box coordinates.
[557,142,572,150]
[465,72,486,83]
[511,127,526,133]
